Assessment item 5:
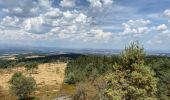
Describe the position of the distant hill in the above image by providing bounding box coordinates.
[0,46,170,57]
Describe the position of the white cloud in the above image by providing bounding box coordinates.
[147,24,170,45]
[38,0,51,9]
[44,8,62,18]
[127,19,151,26]
[0,29,29,41]
[88,0,102,9]
[150,24,169,37]
[1,16,19,27]
[119,19,151,36]
[87,0,113,11]
[60,0,76,8]
[2,8,9,13]
[22,15,46,33]
[74,13,89,24]
[90,29,112,41]
[0,0,114,43]
[155,24,168,31]
[102,0,113,6]
[13,7,23,13]
[1,0,38,17]
[164,9,170,17]
[30,7,38,14]
[63,11,75,19]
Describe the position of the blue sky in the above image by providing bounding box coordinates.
[0,0,170,50]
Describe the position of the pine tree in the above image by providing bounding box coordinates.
[105,41,158,100]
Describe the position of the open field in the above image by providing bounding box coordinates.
[0,63,67,100]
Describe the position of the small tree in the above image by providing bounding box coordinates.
[9,72,36,99]
[65,72,76,84]
[105,41,158,100]
[25,62,38,74]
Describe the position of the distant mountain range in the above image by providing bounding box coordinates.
[0,46,170,57]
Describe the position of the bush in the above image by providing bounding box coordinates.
[9,72,37,99]
[105,41,158,100]
[65,72,76,84]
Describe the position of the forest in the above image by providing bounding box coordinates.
[64,42,170,100]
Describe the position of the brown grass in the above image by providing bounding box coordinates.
[0,62,67,100]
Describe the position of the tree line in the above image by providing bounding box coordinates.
[64,42,170,100]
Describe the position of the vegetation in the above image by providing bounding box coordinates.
[0,54,82,69]
[105,42,158,100]
[0,43,170,99]
[9,72,37,99]
[72,83,87,100]
[25,62,38,74]
[64,55,118,84]
[64,42,170,99]
[0,59,15,68]
[149,58,170,100]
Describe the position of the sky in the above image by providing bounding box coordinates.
[0,0,170,50]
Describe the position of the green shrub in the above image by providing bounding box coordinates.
[65,72,76,84]
[9,72,23,83]
[9,72,37,99]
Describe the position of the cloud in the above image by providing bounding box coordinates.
[88,0,102,9]
[60,0,76,8]
[0,16,19,27]
[102,0,114,5]
[164,9,170,17]
[22,15,50,34]
[154,24,168,31]
[87,0,113,11]
[119,19,151,36]
[146,9,170,46]
[44,8,62,18]
[38,0,51,9]
[0,0,38,17]
[147,24,170,45]
[2,8,9,13]
[1,0,170,49]
[147,36,163,44]
[0,0,128,44]
[13,7,23,13]
[126,19,151,26]
[0,29,29,41]
[88,29,112,42]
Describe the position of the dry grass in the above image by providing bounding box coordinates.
[0,62,67,100]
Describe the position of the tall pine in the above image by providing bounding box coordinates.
[105,41,158,100]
